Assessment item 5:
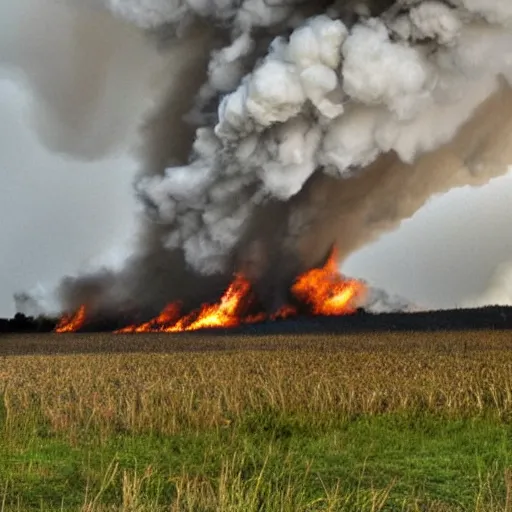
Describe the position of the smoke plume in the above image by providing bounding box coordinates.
[13,0,512,320]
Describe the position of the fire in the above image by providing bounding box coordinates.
[54,247,366,333]
[55,305,87,333]
[271,304,297,320]
[166,274,250,332]
[116,303,181,333]
[291,248,366,315]
[116,274,251,333]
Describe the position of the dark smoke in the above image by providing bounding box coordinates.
[11,0,512,320]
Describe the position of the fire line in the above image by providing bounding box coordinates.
[55,248,366,333]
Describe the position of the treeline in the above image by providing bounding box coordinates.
[0,313,56,334]
[1,306,512,335]
[241,306,512,335]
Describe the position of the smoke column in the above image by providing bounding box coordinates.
[11,0,512,321]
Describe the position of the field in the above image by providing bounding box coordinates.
[0,331,512,511]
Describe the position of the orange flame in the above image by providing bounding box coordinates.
[116,303,182,333]
[55,305,87,333]
[117,274,251,333]
[166,274,250,332]
[54,247,366,333]
[271,304,297,320]
[291,247,366,315]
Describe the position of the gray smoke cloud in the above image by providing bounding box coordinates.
[0,0,165,160]
[11,0,512,320]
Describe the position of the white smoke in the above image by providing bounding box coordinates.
[7,0,512,318]
[130,0,512,278]
[364,285,418,313]
[0,0,166,159]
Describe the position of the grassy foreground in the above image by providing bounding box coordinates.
[0,331,512,510]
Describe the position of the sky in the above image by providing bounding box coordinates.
[0,75,138,317]
[1,0,511,317]
[344,173,512,308]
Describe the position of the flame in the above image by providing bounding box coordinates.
[116,303,182,333]
[117,274,251,333]
[291,248,366,315]
[55,305,87,333]
[167,274,250,332]
[54,247,366,332]
[271,304,297,320]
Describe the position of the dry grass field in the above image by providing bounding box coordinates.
[0,330,512,510]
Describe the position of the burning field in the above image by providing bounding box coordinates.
[9,0,512,327]
[6,249,512,337]
[53,247,367,333]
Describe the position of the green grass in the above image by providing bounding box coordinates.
[0,410,511,510]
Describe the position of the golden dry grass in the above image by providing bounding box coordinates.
[1,330,511,436]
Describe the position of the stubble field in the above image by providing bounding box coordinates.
[0,330,512,511]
